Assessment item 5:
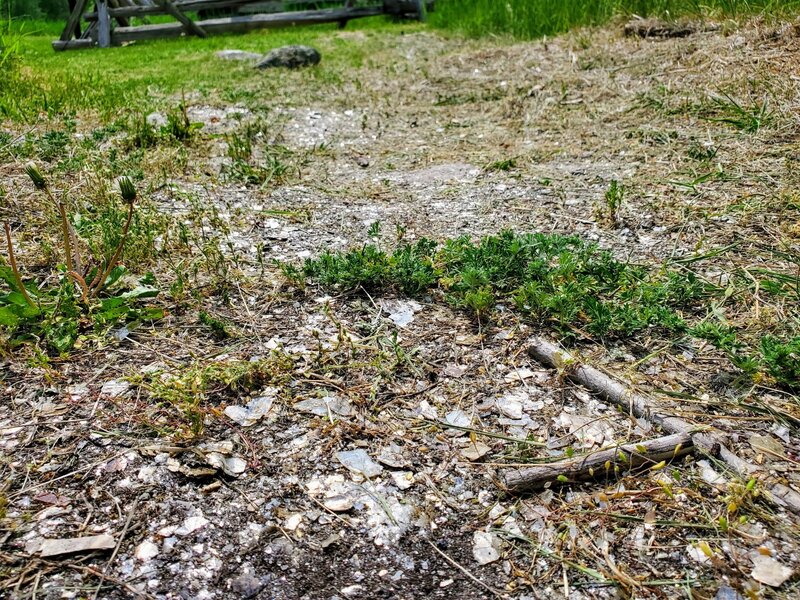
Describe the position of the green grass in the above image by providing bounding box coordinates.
[0,16,414,122]
[431,0,800,40]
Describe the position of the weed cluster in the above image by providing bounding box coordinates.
[222,121,299,187]
[290,229,708,335]
[0,166,163,355]
[289,229,800,391]
[128,102,201,149]
[132,353,293,437]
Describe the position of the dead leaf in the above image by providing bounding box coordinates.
[34,493,71,507]
[39,534,116,557]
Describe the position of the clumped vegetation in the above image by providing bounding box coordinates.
[289,229,800,391]
[433,0,800,39]
[0,167,163,355]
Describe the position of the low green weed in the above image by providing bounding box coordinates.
[293,229,708,336]
[290,228,800,391]
[127,102,201,149]
[706,92,772,133]
[132,353,293,437]
[0,167,163,355]
[595,179,624,227]
[222,121,298,187]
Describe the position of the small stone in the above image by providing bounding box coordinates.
[495,392,524,419]
[751,555,793,587]
[341,585,364,598]
[295,395,352,418]
[100,379,130,398]
[176,515,209,536]
[256,45,321,69]
[376,444,409,468]
[323,495,353,512]
[336,449,383,478]
[224,391,276,426]
[284,514,303,531]
[472,531,501,565]
[135,540,159,562]
[715,586,744,600]
[444,409,471,435]
[461,442,491,462]
[230,572,264,598]
[391,471,415,490]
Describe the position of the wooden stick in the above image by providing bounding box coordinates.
[154,0,207,37]
[523,337,800,514]
[504,433,692,492]
[60,0,90,41]
[110,6,383,42]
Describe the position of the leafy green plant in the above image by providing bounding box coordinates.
[760,336,800,390]
[485,157,517,172]
[596,179,624,227]
[0,167,163,354]
[293,229,709,339]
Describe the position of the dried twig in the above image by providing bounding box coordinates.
[522,337,800,514]
[426,540,504,598]
[505,432,693,492]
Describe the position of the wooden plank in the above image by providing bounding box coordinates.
[52,38,95,51]
[97,0,112,48]
[86,0,273,20]
[111,6,384,42]
[60,0,90,41]
[154,0,208,37]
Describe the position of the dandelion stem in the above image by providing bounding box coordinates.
[3,222,36,308]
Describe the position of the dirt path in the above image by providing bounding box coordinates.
[2,19,800,599]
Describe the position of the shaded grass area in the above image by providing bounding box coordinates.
[431,0,800,39]
[0,16,417,122]
[288,230,800,391]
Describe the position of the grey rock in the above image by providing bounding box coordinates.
[256,45,321,70]
[230,572,264,598]
[216,49,263,62]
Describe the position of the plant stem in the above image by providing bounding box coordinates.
[89,202,134,297]
[47,188,75,272]
[3,222,36,308]
[67,271,91,304]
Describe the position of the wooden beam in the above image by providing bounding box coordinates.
[97,0,112,48]
[85,0,272,20]
[111,6,384,43]
[154,0,208,37]
[60,0,90,41]
[52,38,95,51]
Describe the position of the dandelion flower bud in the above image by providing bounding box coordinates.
[119,176,137,204]
[24,163,47,190]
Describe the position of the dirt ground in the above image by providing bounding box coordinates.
[2,17,800,600]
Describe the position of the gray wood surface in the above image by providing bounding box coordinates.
[154,0,208,37]
[97,0,112,48]
[504,433,693,492]
[111,6,383,42]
